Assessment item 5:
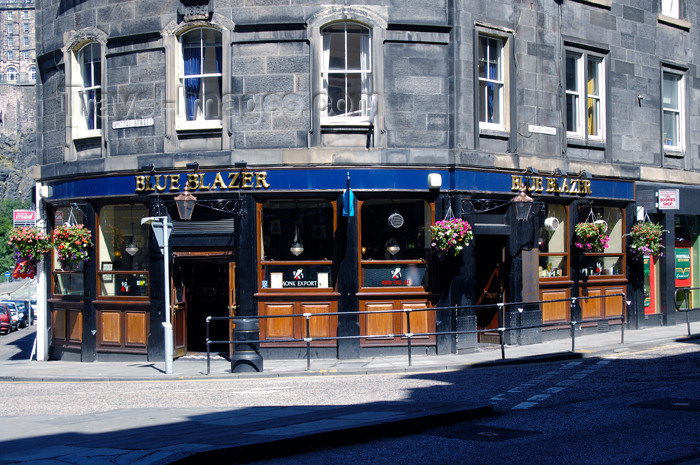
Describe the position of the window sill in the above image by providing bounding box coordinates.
[657,14,691,31]
[176,125,222,137]
[321,119,372,128]
[567,138,606,150]
[177,122,222,132]
[73,132,102,143]
[664,149,685,159]
[479,127,509,140]
[569,0,612,9]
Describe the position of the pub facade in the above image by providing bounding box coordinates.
[33,0,698,362]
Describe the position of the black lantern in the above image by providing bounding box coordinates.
[174,185,197,221]
[512,188,534,221]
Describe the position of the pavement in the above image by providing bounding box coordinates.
[1,321,699,465]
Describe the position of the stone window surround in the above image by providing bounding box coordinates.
[474,24,514,139]
[307,6,388,149]
[162,15,234,152]
[62,28,108,161]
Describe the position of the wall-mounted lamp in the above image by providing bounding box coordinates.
[140,163,155,173]
[512,187,534,221]
[186,161,199,171]
[174,185,197,221]
[525,166,539,175]
[427,173,442,190]
[579,170,592,179]
[637,94,644,106]
[553,168,564,177]
[235,160,248,169]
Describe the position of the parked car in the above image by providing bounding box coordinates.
[8,300,30,327]
[2,302,19,332]
[0,303,11,334]
[30,299,37,323]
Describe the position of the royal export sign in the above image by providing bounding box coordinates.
[135,171,270,193]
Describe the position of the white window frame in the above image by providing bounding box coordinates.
[477,34,507,132]
[23,11,28,19]
[7,12,12,20]
[71,42,102,139]
[6,67,17,82]
[7,37,12,47]
[320,22,373,126]
[23,22,28,33]
[22,50,28,60]
[7,50,13,61]
[565,50,605,141]
[28,66,35,81]
[7,23,12,34]
[23,36,28,46]
[177,27,222,131]
[662,70,685,153]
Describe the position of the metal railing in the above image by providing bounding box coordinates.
[205,293,628,374]
[674,287,700,336]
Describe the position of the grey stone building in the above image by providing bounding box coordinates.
[33,0,699,364]
[0,0,35,132]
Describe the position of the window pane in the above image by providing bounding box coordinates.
[539,204,567,253]
[577,206,623,253]
[566,94,578,133]
[327,73,346,117]
[98,204,150,272]
[663,111,679,146]
[478,36,500,80]
[202,76,222,119]
[346,26,369,70]
[662,73,679,110]
[587,58,600,95]
[326,26,346,70]
[361,199,430,261]
[262,200,333,261]
[587,97,599,136]
[346,73,364,117]
[566,54,579,92]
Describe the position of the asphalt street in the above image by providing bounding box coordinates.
[1,321,699,464]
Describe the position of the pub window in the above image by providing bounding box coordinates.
[97,204,150,298]
[51,206,86,297]
[360,199,431,288]
[178,27,222,130]
[538,204,569,279]
[260,199,334,290]
[576,206,624,277]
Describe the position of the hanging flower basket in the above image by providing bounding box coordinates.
[626,221,665,259]
[52,224,93,271]
[430,218,473,260]
[7,226,52,278]
[574,220,609,253]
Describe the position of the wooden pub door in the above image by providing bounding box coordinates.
[172,256,236,356]
[475,236,507,343]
